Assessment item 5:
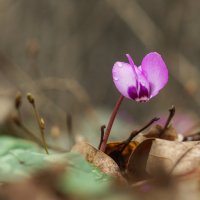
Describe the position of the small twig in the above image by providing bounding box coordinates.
[27,93,49,154]
[14,92,65,152]
[39,118,48,154]
[15,92,22,119]
[12,115,65,152]
[98,125,106,150]
[164,105,175,129]
[159,105,175,137]
[120,117,159,153]
[15,92,22,110]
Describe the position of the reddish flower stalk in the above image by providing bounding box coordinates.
[99,95,124,152]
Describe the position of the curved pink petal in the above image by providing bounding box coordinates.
[125,54,150,99]
[126,54,135,67]
[136,68,150,101]
[126,54,138,84]
[141,52,168,98]
[136,67,150,91]
[112,61,137,99]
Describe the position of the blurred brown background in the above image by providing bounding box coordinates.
[0,0,200,143]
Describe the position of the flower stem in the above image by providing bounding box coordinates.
[99,95,124,152]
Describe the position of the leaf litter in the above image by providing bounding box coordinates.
[0,92,200,200]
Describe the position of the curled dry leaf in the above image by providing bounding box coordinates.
[145,124,180,141]
[71,141,125,181]
[127,139,154,181]
[127,138,199,182]
[146,139,200,176]
[133,125,183,145]
[104,124,181,175]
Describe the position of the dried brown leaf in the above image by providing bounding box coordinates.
[145,124,179,141]
[71,141,125,181]
[127,137,200,182]
[146,139,200,176]
[127,139,154,181]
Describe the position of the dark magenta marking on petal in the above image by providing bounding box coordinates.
[138,84,149,98]
[128,86,138,100]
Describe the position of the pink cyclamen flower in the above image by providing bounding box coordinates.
[112,52,168,102]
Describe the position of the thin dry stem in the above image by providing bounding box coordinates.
[159,105,175,138]
[98,125,106,150]
[120,117,159,153]
[27,93,49,154]
[12,115,65,152]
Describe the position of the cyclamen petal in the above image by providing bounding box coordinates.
[112,61,137,99]
[135,67,150,97]
[112,52,168,102]
[141,52,168,98]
